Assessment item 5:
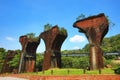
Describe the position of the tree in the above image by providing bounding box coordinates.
[36,54,43,71]
[82,44,90,53]
[8,53,20,69]
[8,50,21,69]
[102,34,120,52]
[0,48,7,72]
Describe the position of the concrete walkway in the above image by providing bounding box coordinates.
[0,77,28,80]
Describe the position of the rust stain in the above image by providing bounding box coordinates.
[73,13,109,70]
[40,26,67,71]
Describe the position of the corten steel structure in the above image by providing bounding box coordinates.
[40,26,67,70]
[18,35,40,73]
[73,13,109,70]
[1,50,17,73]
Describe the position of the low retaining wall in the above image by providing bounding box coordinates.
[1,74,120,80]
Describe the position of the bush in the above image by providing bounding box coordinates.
[61,57,73,68]
[72,57,89,69]
[36,54,43,71]
[61,57,89,69]
[114,68,120,74]
[104,55,116,60]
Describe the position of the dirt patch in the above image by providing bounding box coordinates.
[112,60,120,64]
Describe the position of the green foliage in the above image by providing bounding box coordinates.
[61,57,73,68]
[62,34,120,54]
[102,34,120,52]
[0,48,7,72]
[59,27,67,35]
[106,16,115,28]
[104,57,120,69]
[104,55,116,60]
[61,57,89,69]
[82,44,90,53]
[26,33,35,38]
[26,33,39,42]
[44,23,52,31]
[62,49,82,54]
[72,57,89,69]
[104,58,112,65]
[8,50,21,69]
[26,68,115,75]
[76,14,86,21]
[36,54,43,71]
[43,23,67,36]
[114,68,120,74]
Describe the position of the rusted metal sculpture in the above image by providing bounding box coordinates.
[40,25,67,70]
[18,35,40,73]
[1,50,17,73]
[73,13,109,70]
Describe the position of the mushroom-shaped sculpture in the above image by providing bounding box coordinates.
[40,25,67,70]
[73,13,109,70]
[18,35,40,73]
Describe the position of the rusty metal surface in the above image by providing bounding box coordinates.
[19,35,40,73]
[40,26,67,70]
[73,13,109,70]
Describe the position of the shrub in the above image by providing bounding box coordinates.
[104,55,116,60]
[61,57,73,68]
[61,57,89,69]
[114,68,120,74]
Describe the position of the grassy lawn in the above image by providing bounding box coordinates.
[25,68,115,76]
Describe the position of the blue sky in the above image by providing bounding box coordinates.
[0,0,120,52]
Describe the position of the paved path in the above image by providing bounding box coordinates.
[0,77,28,80]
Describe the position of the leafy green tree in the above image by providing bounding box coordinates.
[36,54,43,71]
[8,53,20,69]
[102,34,120,52]
[82,44,90,53]
[8,50,21,69]
[0,48,7,72]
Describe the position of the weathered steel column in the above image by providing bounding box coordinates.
[1,50,17,73]
[73,13,109,70]
[40,26,67,70]
[19,35,40,72]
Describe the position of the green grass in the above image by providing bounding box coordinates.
[25,68,115,76]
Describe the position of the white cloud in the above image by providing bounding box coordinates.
[6,37,16,41]
[73,46,80,49]
[69,35,86,43]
